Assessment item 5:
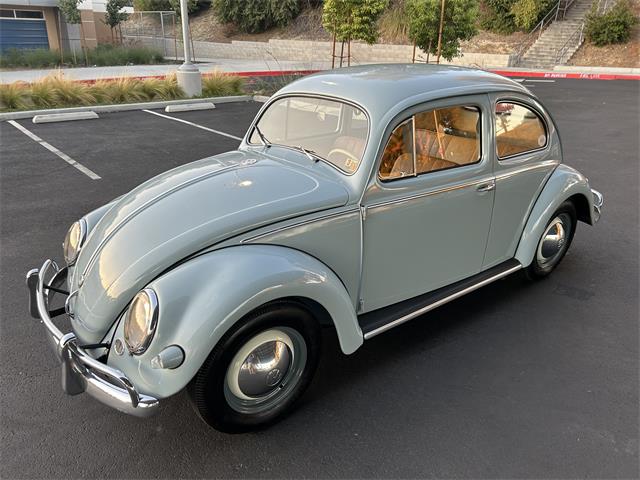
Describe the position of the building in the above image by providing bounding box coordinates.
[0,0,128,52]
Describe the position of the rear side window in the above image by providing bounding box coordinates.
[495,102,547,158]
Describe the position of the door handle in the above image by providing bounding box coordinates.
[476,181,495,193]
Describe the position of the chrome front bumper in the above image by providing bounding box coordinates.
[26,259,159,417]
[591,188,604,223]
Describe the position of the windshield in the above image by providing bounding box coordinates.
[249,96,369,174]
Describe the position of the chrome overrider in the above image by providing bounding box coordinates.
[591,189,604,223]
[26,259,159,417]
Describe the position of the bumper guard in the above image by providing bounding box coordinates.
[26,259,159,417]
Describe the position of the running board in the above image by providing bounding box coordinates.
[359,259,522,340]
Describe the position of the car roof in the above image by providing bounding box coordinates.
[276,63,531,122]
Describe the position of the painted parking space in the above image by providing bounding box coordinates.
[146,100,263,139]
[1,80,638,478]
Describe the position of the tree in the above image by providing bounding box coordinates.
[104,0,130,43]
[58,0,81,24]
[322,0,388,66]
[58,0,87,63]
[406,0,478,62]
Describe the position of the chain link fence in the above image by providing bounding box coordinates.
[120,11,179,60]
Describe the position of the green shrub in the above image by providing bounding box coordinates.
[133,0,208,14]
[213,0,301,33]
[0,48,60,68]
[481,0,555,32]
[201,72,245,97]
[585,0,638,46]
[85,44,164,66]
[0,45,163,68]
[132,0,171,10]
[511,0,544,29]
[481,0,518,33]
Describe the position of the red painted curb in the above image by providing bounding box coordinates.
[490,69,640,80]
[17,67,640,85]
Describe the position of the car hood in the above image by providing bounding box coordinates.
[70,149,349,344]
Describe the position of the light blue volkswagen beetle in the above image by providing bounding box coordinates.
[27,64,603,432]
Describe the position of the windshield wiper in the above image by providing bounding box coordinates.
[254,124,271,147]
[294,145,325,163]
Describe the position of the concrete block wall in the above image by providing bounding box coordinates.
[133,37,514,68]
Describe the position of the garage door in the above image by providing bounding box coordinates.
[0,9,49,51]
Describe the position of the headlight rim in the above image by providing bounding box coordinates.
[123,288,159,355]
[62,218,88,266]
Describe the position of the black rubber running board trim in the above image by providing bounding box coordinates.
[358,259,522,339]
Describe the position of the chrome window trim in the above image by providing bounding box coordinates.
[245,93,371,177]
[494,99,550,161]
[378,103,483,183]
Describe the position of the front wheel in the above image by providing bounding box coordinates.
[188,302,321,433]
[525,201,577,280]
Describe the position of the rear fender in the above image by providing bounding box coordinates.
[106,244,362,399]
[515,164,596,267]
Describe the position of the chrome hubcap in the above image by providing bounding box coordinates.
[537,214,571,267]
[225,328,307,414]
[237,340,291,397]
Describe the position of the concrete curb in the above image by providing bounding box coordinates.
[0,95,252,121]
[32,111,99,124]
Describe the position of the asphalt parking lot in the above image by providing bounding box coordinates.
[1,78,638,479]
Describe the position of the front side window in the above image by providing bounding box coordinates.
[495,102,547,158]
[250,96,368,174]
[379,105,481,181]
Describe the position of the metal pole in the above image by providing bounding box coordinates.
[436,0,446,64]
[160,12,166,56]
[173,13,178,62]
[176,0,201,96]
[331,31,336,69]
[179,1,192,66]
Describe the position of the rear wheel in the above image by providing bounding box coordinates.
[525,201,577,280]
[188,302,321,433]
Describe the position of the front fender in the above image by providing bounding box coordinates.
[515,164,596,267]
[107,244,362,399]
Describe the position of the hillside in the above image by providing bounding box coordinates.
[188,5,525,55]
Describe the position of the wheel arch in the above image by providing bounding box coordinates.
[106,244,363,399]
[515,164,596,267]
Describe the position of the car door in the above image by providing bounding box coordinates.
[482,93,560,269]
[359,96,495,313]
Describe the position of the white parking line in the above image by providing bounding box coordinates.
[525,79,556,83]
[142,109,243,141]
[7,120,101,180]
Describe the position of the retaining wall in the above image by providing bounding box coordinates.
[132,37,515,68]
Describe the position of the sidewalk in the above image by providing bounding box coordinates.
[0,59,332,84]
[1,59,638,84]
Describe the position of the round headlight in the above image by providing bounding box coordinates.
[62,219,87,266]
[123,289,159,355]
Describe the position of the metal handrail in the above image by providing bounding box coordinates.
[556,0,578,20]
[512,0,562,65]
[554,22,585,64]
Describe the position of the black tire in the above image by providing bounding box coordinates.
[187,301,321,433]
[525,200,577,280]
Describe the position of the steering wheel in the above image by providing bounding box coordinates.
[327,148,359,171]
